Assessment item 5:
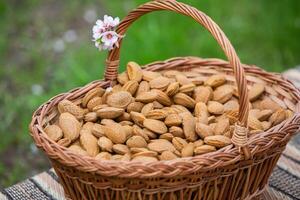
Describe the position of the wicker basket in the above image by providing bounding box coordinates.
[29,1,300,199]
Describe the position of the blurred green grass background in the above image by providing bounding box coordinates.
[0,0,299,187]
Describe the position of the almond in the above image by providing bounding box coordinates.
[173,93,195,109]
[82,87,105,107]
[136,81,150,96]
[126,136,147,148]
[141,103,154,116]
[122,80,139,95]
[95,152,111,160]
[112,144,130,155]
[207,101,224,115]
[148,139,176,153]
[117,72,129,85]
[175,74,191,85]
[58,100,85,120]
[261,121,272,131]
[257,110,273,121]
[132,156,158,162]
[97,136,113,152]
[127,102,144,113]
[103,123,127,144]
[214,117,230,135]
[87,97,102,111]
[204,135,231,148]
[172,137,188,151]
[149,76,170,90]
[132,125,150,142]
[96,107,124,119]
[269,109,286,126]
[260,98,281,112]
[130,111,146,127]
[146,109,168,120]
[80,130,99,157]
[213,85,234,103]
[142,71,161,81]
[107,91,132,109]
[224,100,239,112]
[159,133,174,141]
[153,89,172,106]
[166,82,180,96]
[194,145,216,155]
[68,145,88,156]
[57,138,71,147]
[181,143,194,157]
[195,123,213,139]
[193,86,213,103]
[143,128,157,139]
[92,124,105,137]
[181,112,197,142]
[179,83,196,93]
[127,61,143,82]
[132,151,158,158]
[84,112,98,122]
[44,125,63,142]
[169,126,184,138]
[159,151,178,160]
[193,140,204,147]
[143,119,168,134]
[249,84,265,101]
[248,116,263,130]
[59,113,81,141]
[164,114,182,126]
[136,91,158,103]
[194,102,209,124]
[205,75,226,88]
[171,105,190,113]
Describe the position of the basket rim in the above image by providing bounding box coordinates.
[29,56,300,178]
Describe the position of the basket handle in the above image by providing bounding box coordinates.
[105,0,251,159]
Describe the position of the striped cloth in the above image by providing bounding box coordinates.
[0,144,299,200]
[1,67,300,200]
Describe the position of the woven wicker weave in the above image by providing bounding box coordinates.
[29,1,300,199]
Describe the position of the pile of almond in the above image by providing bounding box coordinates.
[44,62,294,162]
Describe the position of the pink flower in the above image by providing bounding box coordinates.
[92,15,123,51]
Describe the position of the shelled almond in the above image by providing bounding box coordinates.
[45,61,294,162]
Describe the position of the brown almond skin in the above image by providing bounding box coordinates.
[193,86,213,103]
[159,151,178,160]
[44,125,63,142]
[181,143,194,157]
[59,113,81,141]
[97,136,113,152]
[102,123,127,144]
[194,145,216,155]
[112,144,130,155]
[80,130,99,157]
[68,145,88,156]
[204,135,232,148]
[127,102,144,113]
[269,109,286,126]
[135,91,158,103]
[82,87,105,107]
[127,61,143,82]
[172,137,188,151]
[181,112,197,142]
[169,126,184,138]
[126,136,147,148]
[195,123,214,139]
[204,75,226,88]
[95,152,112,160]
[143,119,168,134]
[207,101,224,115]
[194,102,209,124]
[148,139,176,153]
[173,93,196,109]
[249,84,265,101]
[214,117,230,135]
[107,91,132,109]
[58,99,85,120]
[96,107,124,119]
[164,114,182,126]
[136,81,150,96]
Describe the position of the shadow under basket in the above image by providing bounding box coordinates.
[29,1,300,200]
